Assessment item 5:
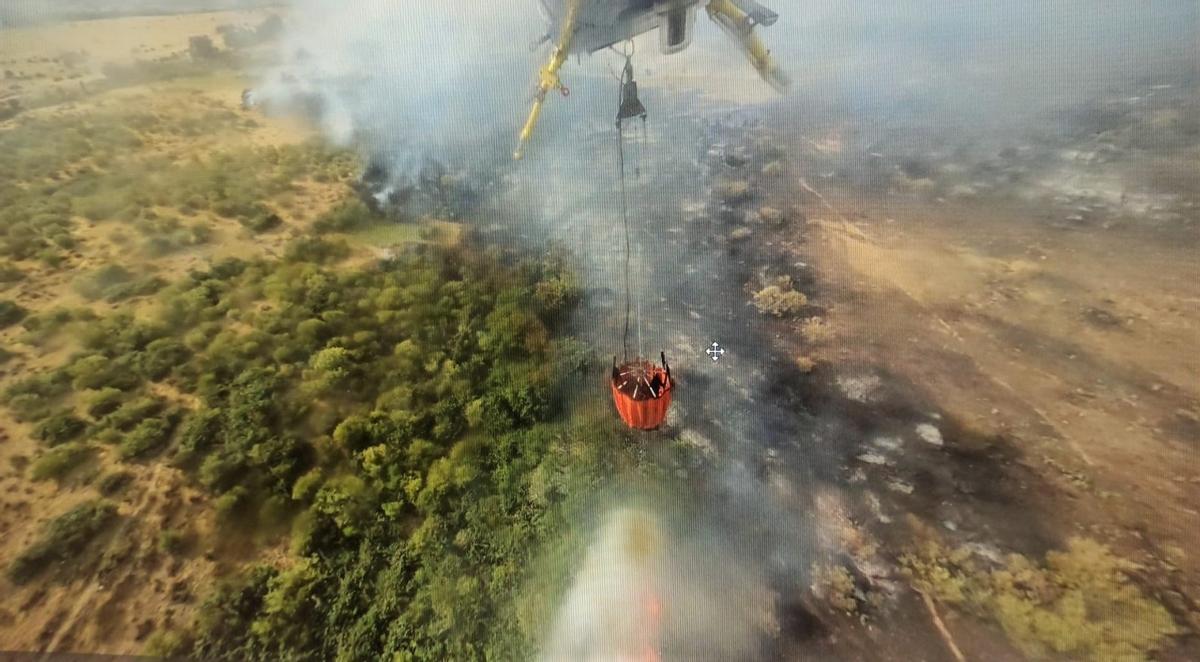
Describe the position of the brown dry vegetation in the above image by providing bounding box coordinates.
[751,276,808,317]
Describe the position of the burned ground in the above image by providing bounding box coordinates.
[444,64,1200,658]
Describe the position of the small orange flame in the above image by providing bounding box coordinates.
[640,591,663,662]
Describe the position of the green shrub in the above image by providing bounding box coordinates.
[33,410,87,446]
[139,337,190,380]
[8,500,118,584]
[30,443,93,480]
[173,408,223,466]
[240,209,282,233]
[103,396,166,432]
[158,527,189,555]
[3,371,69,421]
[313,199,375,233]
[0,264,24,284]
[97,470,134,496]
[5,393,52,422]
[118,417,174,459]
[74,190,130,221]
[18,307,87,346]
[72,264,134,301]
[214,486,249,522]
[102,275,166,302]
[0,299,27,328]
[283,237,349,263]
[70,355,138,391]
[85,387,126,419]
[144,630,188,658]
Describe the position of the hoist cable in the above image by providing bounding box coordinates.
[618,109,631,362]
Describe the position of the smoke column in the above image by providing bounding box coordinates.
[256,0,542,183]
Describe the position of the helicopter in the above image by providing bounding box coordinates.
[513,0,789,159]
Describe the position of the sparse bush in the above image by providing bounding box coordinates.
[240,209,282,233]
[97,470,134,496]
[5,393,51,422]
[214,486,249,522]
[283,236,350,263]
[8,500,118,584]
[34,409,87,446]
[757,205,785,225]
[290,469,323,503]
[19,307,90,347]
[0,299,27,328]
[101,275,166,302]
[188,36,220,61]
[3,371,70,422]
[217,24,259,50]
[144,630,188,658]
[801,316,834,344]
[534,273,580,320]
[139,337,190,380]
[118,417,174,459]
[158,527,189,555]
[70,355,129,391]
[74,190,130,221]
[752,277,808,317]
[313,199,375,233]
[304,346,355,394]
[104,396,166,432]
[812,563,859,614]
[716,179,752,203]
[86,387,126,419]
[72,264,134,301]
[0,264,24,284]
[30,442,93,480]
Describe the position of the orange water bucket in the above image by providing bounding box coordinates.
[610,354,673,430]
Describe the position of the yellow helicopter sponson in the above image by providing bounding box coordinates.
[513,0,789,159]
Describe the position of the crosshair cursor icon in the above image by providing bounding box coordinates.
[706,342,726,362]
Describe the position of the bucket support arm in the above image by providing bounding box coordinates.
[706,0,789,92]
[514,0,583,160]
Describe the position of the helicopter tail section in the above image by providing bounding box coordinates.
[706,0,789,93]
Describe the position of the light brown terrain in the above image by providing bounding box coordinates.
[791,175,1200,648]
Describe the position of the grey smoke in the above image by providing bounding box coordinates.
[256,1,544,183]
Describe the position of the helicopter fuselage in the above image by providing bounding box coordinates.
[538,0,702,55]
[514,0,784,158]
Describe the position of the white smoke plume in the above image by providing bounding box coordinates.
[256,0,544,182]
[541,508,777,662]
